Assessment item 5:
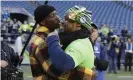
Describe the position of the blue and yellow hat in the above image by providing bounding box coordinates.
[66,5,93,31]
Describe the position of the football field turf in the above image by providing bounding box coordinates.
[22,65,133,80]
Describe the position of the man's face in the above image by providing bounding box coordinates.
[61,15,78,32]
[128,38,131,43]
[91,28,98,41]
[43,10,60,32]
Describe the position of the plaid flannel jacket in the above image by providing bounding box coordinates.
[29,26,94,80]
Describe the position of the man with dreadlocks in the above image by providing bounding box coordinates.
[47,5,96,80]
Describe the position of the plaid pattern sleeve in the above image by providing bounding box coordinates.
[30,34,56,80]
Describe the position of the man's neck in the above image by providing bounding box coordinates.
[49,29,54,33]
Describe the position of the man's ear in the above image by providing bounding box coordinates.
[40,20,46,26]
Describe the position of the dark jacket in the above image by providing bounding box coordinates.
[1,41,19,67]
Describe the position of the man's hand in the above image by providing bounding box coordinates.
[47,29,62,46]
[0,60,8,68]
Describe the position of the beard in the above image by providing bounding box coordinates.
[49,23,61,32]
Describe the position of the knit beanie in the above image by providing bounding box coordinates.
[66,5,93,31]
[34,5,56,23]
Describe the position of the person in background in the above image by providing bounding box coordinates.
[94,36,108,80]
[125,37,133,72]
[99,24,109,39]
[2,10,10,21]
[117,37,126,70]
[1,41,23,80]
[14,24,32,64]
[18,21,32,34]
[107,35,120,74]
[1,41,22,68]
[121,26,128,41]
[107,28,114,43]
